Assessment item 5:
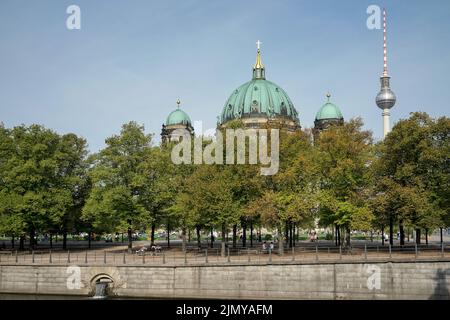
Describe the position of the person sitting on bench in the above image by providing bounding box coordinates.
[136,246,147,255]
[151,245,162,253]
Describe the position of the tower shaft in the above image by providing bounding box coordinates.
[382,109,390,138]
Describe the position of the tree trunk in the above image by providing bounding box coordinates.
[196,225,201,249]
[337,226,341,246]
[335,225,338,246]
[11,234,15,249]
[62,231,67,250]
[167,222,170,248]
[289,221,293,248]
[121,233,124,243]
[425,228,428,246]
[381,225,385,246]
[242,221,247,248]
[399,221,405,246]
[388,216,394,246]
[88,232,91,249]
[210,227,214,248]
[50,233,53,249]
[440,227,443,244]
[415,229,421,245]
[250,220,254,248]
[221,224,226,257]
[278,226,284,255]
[181,228,187,253]
[232,224,237,249]
[293,223,296,247]
[258,227,262,242]
[19,236,24,250]
[345,226,351,247]
[188,229,191,243]
[29,228,35,251]
[407,228,410,242]
[284,222,289,246]
[127,221,132,253]
[150,223,156,246]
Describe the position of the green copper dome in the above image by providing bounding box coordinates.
[219,79,299,124]
[166,109,191,126]
[315,96,343,121]
[219,44,299,126]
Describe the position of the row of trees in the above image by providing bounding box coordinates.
[0,112,448,254]
[0,125,89,250]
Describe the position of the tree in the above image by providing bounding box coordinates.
[216,120,262,248]
[424,115,450,242]
[174,164,238,256]
[315,118,374,247]
[251,190,286,255]
[82,122,152,252]
[273,129,319,247]
[135,145,181,248]
[244,129,318,251]
[372,112,449,244]
[54,133,89,249]
[0,125,87,250]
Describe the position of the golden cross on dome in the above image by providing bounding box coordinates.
[256,40,262,51]
[254,40,264,69]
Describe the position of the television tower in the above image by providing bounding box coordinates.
[376,8,396,138]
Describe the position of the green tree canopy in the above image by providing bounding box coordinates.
[82,121,152,251]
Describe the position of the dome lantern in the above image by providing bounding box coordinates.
[253,40,265,80]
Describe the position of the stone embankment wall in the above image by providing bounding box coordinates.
[0,261,449,299]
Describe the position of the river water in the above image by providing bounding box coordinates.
[0,293,153,300]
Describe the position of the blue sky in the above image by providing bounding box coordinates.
[1,0,449,152]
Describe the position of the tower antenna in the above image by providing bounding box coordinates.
[383,8,388,76]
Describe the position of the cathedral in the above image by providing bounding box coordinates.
[161,42,345,142]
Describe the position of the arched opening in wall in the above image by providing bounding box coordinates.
[90,274,115,299]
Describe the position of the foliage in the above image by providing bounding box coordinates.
[371,112,449,234]
[0,124,88,247]
[0,112,447,249]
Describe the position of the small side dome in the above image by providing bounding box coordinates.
[166,109,191,126]
[315,94,343,121]
[165,99,192,126]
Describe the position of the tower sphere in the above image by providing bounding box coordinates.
[376,80,396,110]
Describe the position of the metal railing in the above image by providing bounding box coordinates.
[0,243,448,266]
